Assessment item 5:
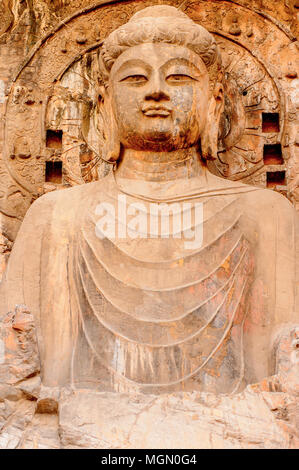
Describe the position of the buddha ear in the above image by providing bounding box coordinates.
[95,85,120,163]
[201,83,224,160]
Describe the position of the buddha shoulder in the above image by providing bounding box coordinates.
[24,179,107,225]
[207,173,296,227]
[236,185,297,243]
[240,185,295,216]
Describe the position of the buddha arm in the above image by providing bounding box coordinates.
[0,195,50,316]
[0,189,77,386]
[242,189,298,382]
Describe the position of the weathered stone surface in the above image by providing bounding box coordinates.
[1,383,298,449]
[58,386,299,449]
[16,376,41,401]
[19,413,60,449]
[0,399,37,449]
[0,0,298,273]
[0,305,40,386]
[0,306,297,449]
[0,1,298,449]
[36,385,60,414]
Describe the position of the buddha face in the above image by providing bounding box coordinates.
[107,43,213,152]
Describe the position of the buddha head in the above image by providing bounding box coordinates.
[96,5,224,163]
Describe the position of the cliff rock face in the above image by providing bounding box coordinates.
[0,1,298,449]
[0,305,297,449]
[0,0,298,265]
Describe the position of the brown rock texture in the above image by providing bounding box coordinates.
[0,0,298,268]
[0,309,297,449]
[0,1,298,449]
[57,386,299,449]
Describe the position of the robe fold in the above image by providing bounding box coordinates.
[0,172,297,393]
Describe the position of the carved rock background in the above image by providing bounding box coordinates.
[0,0,298,277]
[0,0,298,450]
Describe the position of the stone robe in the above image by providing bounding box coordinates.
[0,172,297,393]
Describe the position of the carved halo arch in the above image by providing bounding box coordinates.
[1,0,296,223]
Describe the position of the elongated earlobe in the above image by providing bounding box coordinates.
[95,88,120,163]
[201,83,224,160]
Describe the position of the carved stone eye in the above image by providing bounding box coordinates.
[121,75,148,83]
[166,74,193,82]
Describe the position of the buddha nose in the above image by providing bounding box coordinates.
[145,74,170,102]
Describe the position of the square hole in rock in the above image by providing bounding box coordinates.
[262,113,279,133]
[45,161,62,184]
[263,144,283,165]
[266,171,286,188]
[46,129,63,149]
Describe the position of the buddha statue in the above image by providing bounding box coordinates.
[0,5,298,396]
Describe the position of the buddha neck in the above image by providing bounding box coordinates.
[115,146,204,182]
